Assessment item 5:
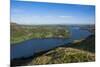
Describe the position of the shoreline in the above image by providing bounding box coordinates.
[11,34,95,66]
[11,37,69,45]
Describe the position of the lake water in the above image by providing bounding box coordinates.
[11,26,91,59]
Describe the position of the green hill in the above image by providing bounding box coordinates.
[28,35,95,65]
[10,23,70,44]
[11,23,29,44]
[11,35,95,66]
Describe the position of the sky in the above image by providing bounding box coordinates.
[11,0,95,25]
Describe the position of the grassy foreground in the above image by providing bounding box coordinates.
[11,35,95,66]
[29,35,95,65]
[30,47,94,65]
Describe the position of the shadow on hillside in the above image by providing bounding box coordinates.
[62,34,95,53]
[11,49,53,66]
[11,34,95,66]
[11,56,33,66]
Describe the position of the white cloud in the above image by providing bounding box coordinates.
[59,16,73,18]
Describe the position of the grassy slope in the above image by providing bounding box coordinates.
[28,35,95,65]
[11,35,95,66]
[11,23,29,44]
[11,23,95,66]
[11,23,69,44]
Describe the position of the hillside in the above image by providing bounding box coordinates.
[28,35,95,65]
[11,35,95,66]
[10,23,29,44]
[10,23,70,44]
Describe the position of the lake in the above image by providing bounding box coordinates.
[11,26,91,59]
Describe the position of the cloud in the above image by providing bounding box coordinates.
[59,16,73,18]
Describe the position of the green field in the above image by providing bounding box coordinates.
[11,23,70,44]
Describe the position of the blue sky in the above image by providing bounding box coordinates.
[11,0,95,25]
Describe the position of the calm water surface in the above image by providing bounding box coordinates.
[11,26,91,59]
